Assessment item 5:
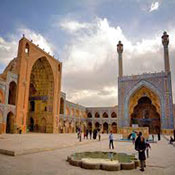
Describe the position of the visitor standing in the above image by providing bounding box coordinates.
[83,130,87,139]
[145,139,151,158]
[169,136,174,144]
[109,131,114,149]
[98,130,101,141]
[79,130,82,142]
[158,132,161,141]
[86,129,89,139]
[135,132,142,151]
[77,127,80,139]
[89,129,92,139]
[138,136,146,171]
[131,130,136,144]
[93,129,97,139]
[152,134,154,142]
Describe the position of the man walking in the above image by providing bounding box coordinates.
[109,131,114,149]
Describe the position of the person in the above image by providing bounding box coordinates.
[127,133,132,140]
[135,132,142,151]
[77,127,80,139]
[131,131,136,144]
[83,130,87,139]
[86,129,89,139]
[93,129,97,139]
[89,129,92,139]
[152,134,154,142]
[79,130,82,142]
[145,139,151,158]
[169,136,175,144]
[138,136,146,171]
[98,130,101,141]
[109,130,114,149]
[157,130,161,141]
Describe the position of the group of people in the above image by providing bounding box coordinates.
[76,128,101,142]
[111,130,151,172]
[78,128,154,172]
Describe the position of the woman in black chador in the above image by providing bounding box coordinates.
[138,136,146,171]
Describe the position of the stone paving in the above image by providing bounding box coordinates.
[0,133,175,175]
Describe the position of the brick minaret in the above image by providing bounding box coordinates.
[162,31,170,72]
[117,41,123,78]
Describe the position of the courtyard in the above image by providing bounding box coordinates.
[0,133,174,175]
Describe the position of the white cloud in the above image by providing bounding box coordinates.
[18,28,54,55]
[149,1,159,12]
[60,18,175,106]
[0,28,54,73]
[60,20,90,33]
[1,18,175,107]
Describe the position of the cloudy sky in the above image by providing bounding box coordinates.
[1,0,175,107]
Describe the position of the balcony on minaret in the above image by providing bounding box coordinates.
[117,41,123,53]
[162,31,169,47]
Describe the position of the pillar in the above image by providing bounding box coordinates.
[162,31,170,72]
[117,41,123,78]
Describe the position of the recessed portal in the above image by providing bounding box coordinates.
[130,96,160,134]
[27,57,54,133]
[6,112,15,133]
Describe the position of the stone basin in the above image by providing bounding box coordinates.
[82,158,119,164]
[67,151,139,171]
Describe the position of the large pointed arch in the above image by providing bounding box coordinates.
[124,80,164,127]
[27,57,54,133]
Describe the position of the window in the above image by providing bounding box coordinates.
[25,43,29,54]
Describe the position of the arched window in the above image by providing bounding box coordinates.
[111,112,117,118]
[8,81,17,105]
[102,112,108,118]
[30,101,35,111]
[95,122,100,129]
[112,122,117,133]
[95,112,100,118]
[6,112,15,133]
[88,122,92,129]
[25,43,29,55]
[87,112,92,118]
[41,118,46,133]
[103,122,108,133]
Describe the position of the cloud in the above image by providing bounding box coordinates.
[59,18,175,107]
[0,37,17,66]
[0,28,54,73]
[149,1,159,12]
[60,20,90,33]
[18,28,54,55]
[1,18,175,107]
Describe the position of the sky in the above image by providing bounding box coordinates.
[1,0,175,107]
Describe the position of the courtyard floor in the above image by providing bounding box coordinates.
[0,133,174,175]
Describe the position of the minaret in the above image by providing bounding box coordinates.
[117,41,123,77]
[162,31,170,72]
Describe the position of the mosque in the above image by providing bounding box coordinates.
[0,32,174,135]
